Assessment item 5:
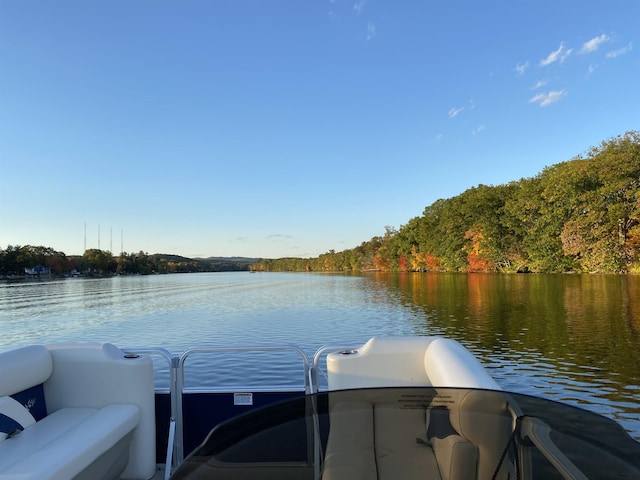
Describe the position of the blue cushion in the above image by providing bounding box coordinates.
[0,412,23,435]
[0,396,36,441]
[11,384,47,421]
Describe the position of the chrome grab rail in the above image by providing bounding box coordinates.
[519,417,588,480]
[175,344,311,465]
[311,344,361,393]
[125,344,313,470]
[164,418,176,480]
[123,347,179,475]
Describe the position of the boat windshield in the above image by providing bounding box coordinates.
[171,387,640,479]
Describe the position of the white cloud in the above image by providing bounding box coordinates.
[532,79,548,90]
[606,42,633,58]
[515,61,529,76]
[587,64,598,76]
[580,34,610,54]
[539,43,573,66]
[266,234,293,240]
[366,22,376,40]
[472,125,486,136]
[529,89,567,106]
[448,106,464,118]
[353,0,366,14]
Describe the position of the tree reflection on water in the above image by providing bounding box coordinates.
[372,272,640,438]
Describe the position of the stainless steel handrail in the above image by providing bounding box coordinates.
[124,343,367,471]
[311,344,361,393]
[175,344,311,465]
[519,417,589,480]
[123,347,179,475]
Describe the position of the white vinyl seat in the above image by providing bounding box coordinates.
[0,343,156,480]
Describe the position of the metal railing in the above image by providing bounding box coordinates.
[126,344,312,471]
[174,345,310,464]
[310,344,361,393]
[123,347,178,480]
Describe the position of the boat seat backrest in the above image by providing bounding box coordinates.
[0,346,52,441]
[0,345,52,398]
[423,338,500,390]
[428,389,514,480]
[422,339,512,479]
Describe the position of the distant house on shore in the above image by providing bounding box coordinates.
[25,265,52,276]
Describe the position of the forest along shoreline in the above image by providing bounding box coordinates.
[258,132,640,274]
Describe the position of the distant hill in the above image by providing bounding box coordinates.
[153,254,194,263]
[152,254,260,272]
[202,256,261,263]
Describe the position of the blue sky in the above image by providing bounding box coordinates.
[1,1,638,259]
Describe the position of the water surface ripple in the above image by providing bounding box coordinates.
[1,272,638,440]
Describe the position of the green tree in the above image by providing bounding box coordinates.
[559,132,640,271]
[83,249,114,273]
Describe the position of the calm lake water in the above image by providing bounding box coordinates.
[1,272,639,439]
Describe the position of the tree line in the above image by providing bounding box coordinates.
[0,246,255,276]
[256,131,640,274]
[4,132,638,276]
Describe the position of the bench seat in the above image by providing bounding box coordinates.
[0,404,140,480]
[0,343,155,480]
[323,338,513,480]
[322,401,442,480]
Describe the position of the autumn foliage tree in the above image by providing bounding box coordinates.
[463,227,494,272]
[258,131,640,274]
